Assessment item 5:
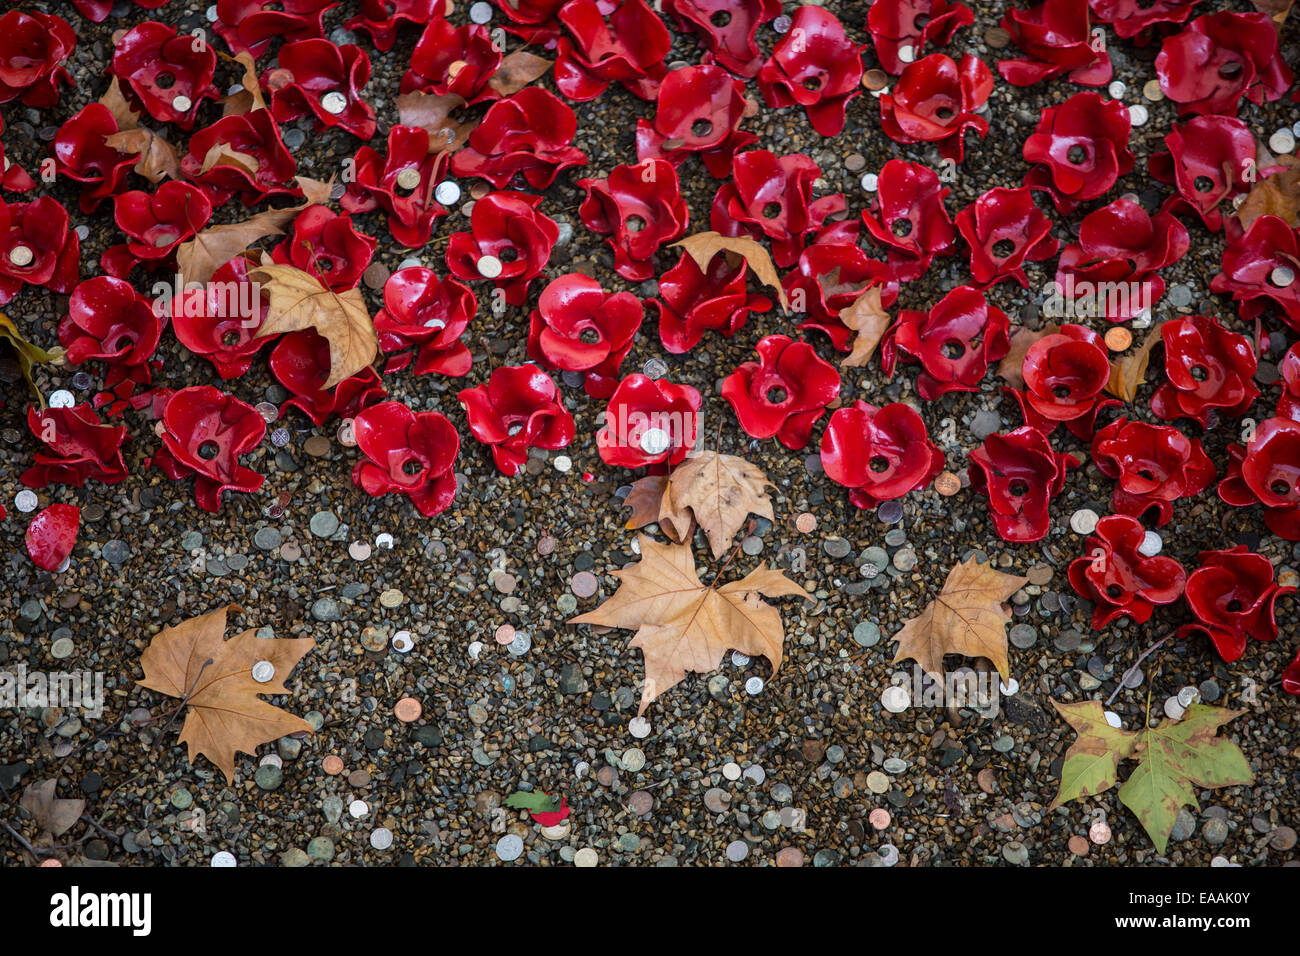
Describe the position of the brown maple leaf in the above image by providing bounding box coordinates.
[250,263,379,387]
[996,324,1060,389]
[99,76,140,130]
[1104,321,1166,403]
[839,286,892,368]
[199,142,261,177]
[622,475,673,531]
[890,556,1027,682]
[487,51,552,97]
[671,231,791,311]
[570,536,808,713]
[1237,163,1300,230]
[20,780,84,840]
[396,91,477,154]
[218,50,268,115]
[137,605,315,783]
[664,451,774,558]
[104,127,181,183]
[1250,0,1294,26]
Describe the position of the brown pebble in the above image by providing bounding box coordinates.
[363,262,390,290]
[801,740,825,763]
[862,69,888,91]
[347,769,372,788]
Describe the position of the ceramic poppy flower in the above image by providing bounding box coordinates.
[881,54,992,163]
[446,190,559,306]
[662,0,780,78]
[783,240,893,352]
[1278,344,1300,422]
[1147,115,1254,232]
[555,0,671,102]
[527,274,641,400]
[1210,216,1300,329]
[711,150,844,268]
[722,335,840,449]
[1005,323,1117,439]
[1218,417,1300,541]
[1155,11,1292,116]
[1068,514,1186,628]
[1091,417,1215,525]
[635,65,757,178]
[25,504,79,572]
[968,426,1078,542]
[170,254,271,379]
[1150,314,1258,427]
[1088,0,1196,39]
[265,39,376,141]
[180,110,300,208]
[596,374,703,469]
[270,330,388,426]
[881,286,1010,401]
[341,125,451,248]
[450,88,588,190]
[758,6,863,136]
[0,197,81,305]
[101,181,212,278]
[820,401,944,509]
[22,404,129,489]
[860,159,958,281]
[271,207,376,292]
[955,186,1058,288]
[0,123,34,194]
[374,267,475,376]
[578,160,688,282]
[346,0,444,51]
[51,104,136,215]
[1177,546,1292,662]
[998,0,1112,87]
[458,364,575,476]
[401,15,502,104]
[213,0,338,58]
[1022,91,1133,213]
[151,385,267,513]
[111,21,219,130]
[0,10,75,108]
[350,400,459,517]
[867,0,974,75]
[58,277,164,405]
[652,249,772,354]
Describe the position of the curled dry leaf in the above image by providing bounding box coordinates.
[487,51,553,97]
[1237,163,1300,229]
[219,50,268,115]
[1104,320,1166,403]
[199,142,261,177]
[104,127,182,183]
[1250,0,1294,27]
[622,473,693,542]
[664,451,775,558]
[839,286,892,369]
[99,76,140,130]
[996,324,1060,390]
[0,312,61,405]
[672,231,791,312]
[396,91,477,154]
[20,779,85,840]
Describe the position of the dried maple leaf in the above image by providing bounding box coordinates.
[672,231,791,311]
[20,780,84,839]
[1237,163,1300,229]
[1049,700,1138,809]
[487,51,552,97]
[104,127,182,183]
[199,142,261,177]
[396,91,477,154]
[839,286,892,368]
[1251,0,1294,26]
[996,324,1060,389]
[664,451,774,559]
[623,475,668,530]
[890,555,1027,682]
[218,50,267,115]
[250,263,379,387]
[99,76,140,130]
[570,536,808,713]
[137,605,314,783]
[1104,320,1165,403]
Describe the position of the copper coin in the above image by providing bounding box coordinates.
[263,68,294,91]
[869,808,891,830]
[571,571,598,598]
[984,26,1011,49]
[494,623,516,645]
[934,471,961,496]
[494,572,516,594]
[775,847,804,867]
[322,755,344,775]
[742,97,759,118]
[363,262,390,290]
[394,697,422,722]
[447,60,468,80]
[348,769,372,788]
[470,182,491,200]
[862,69,888,91]
[1068,835,1090,856]
[795,512,817,533]
[537,535,557,555]
[1089,820,1112,845]
[1104,327,1132,352]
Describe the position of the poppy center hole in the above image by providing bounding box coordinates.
[626,215,646,233]
[941,340,965,359]
[914,13,931,27]
[222,331,240,346]
[762,202,782,219]
[507,422,524,436]
[1106,584,1123,599]
[1139,469,1155,480]
[1226,599,1243,613]
[691,119,713,137]
[317,258,334,272]
[869,455,891,473]
[935,106,954,121]
[155,72,175,90]
[992,239,1016,258]
[1193,175,1215,193]
[402,459,424,476]
[1067,145,1087,164]
[1008,480,1029,496]
[765,386,788,404]
[1052,384,1071,398]
[1271,479,1290,496]
[710,10,731,26]
[1190,365,1207,381]
[892,218,913,237]
[198,441,220,460]
[802,75,823,92]
[579,328,600,345]
[1218,59,1243,80]
[498,246,518,262]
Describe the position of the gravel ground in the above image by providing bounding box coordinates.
[0,0,1297,867]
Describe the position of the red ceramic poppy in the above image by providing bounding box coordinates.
[0,121,34,194]
[968,426,1078,542]
[820,400,944,509]
[346,0,444,51]
[652,248,772,354]
[596,374,703,469]
[458,364,575,476]
[52,104,136,215]
[1279,343,1300,422]
[111,21,218,130]
[151,385,267,513]
[170,255,271,379]
[101,181,212,279]
[662,0,780,78]
[1005,323,1117,439]
[1022,90,1133,213]
[555,0,671,102]
[70,0,173,20]
[350,400,459,517]
[881,54,992,163]
[783,240,892,352]
[758,6,863,137]
[401,15,502,104]
[374,266,475,376]
[527,273,642,400]
[265,39,376,141]
[341,125,451,248]
[58,276,163,407]
[25,504,79,572]
[711,150,844,268]
[1068,514,1186,628]
[271,207,376,292]
[180,109,300,208]
[1150,314,1258,427]
[22,404,129,489]
[0,9,75,108]
[1218,417,1300,541]
[0,196,81,305]
[998,0,1111,87]
[446,190,559,306]
[955,186,1058,289]
[270,329,388,426]
[860,159,957,281]
[579,160,688,282]
[1178,546,1293,662]
[881,285,1010,401]
[1088,0,1197,39]
[1147,115,1254,232]
[1091,417,1215,525]
[1210,216,1300,330]
[635,65,756,178]
[1155,12,1292,116]
[496,0,568,45]
[867,0,974,76]
[722,335,840,449]
[450,88,588,190]
[214,0,338,58]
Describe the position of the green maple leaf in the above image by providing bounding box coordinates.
[503,790,559,814]
[1049,700,1138,808]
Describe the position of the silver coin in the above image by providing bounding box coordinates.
[731,651,751,666]
[552,454,572,473]
[8,245,33,267]
[1138,530,1163,556]
[48,389,75,408]
[255,402,278,424]
[622,747,645,772]
[1128,104,1148,127]
[375,532,394,549]
[744,676,764,695]
[211,850,237,867]
[495,833,524,862]
[860,172,878,192]
[772,14,792,33]
[469,0,494,23]
[172,94,193,113]
[1107,80,1127,99]
[642,358,668,379]
[476,254,503,279]
[1269,129,1296,155]
[14,489,38,513]
[881,685,910,713]
[320,90,348,115]
[1271,266,1296,288]
[508,631,532,656]
[639,427,670,455]
[270,427,290,447]
[725,839,749,862]
[392,630,414,653]
[1104,710,1123,729]
[628,716,651,739]
[370,827,394,850]
[349,799,369,818]
[897,43,915,63]
[434,180,461,206]
[251,660,275,683]
[1177,685,1200,708]
[1164,696,1185,720]
[1069,508,1099,535]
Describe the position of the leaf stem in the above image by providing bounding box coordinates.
[1104,628,1174,707]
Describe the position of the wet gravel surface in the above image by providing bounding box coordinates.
[0,1,1298,866]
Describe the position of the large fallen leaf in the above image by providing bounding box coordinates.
[662,452,774,558]
[0,313,61,405]
[672,231,790,312]
[137,605,315,783]
[20,779,84,839]
[396,91,477,153]
[1237,163,1300,229]
[1048,700,1139,809]
[839,286,892,368]
[250,264,378,387]
[623,475,669,531]
[486,51,552,97]
[890,555,1026,682]
[1104,321,1165,403]
[996,324,1060,390]
[570,536,808,713]
[104,127,182,183]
